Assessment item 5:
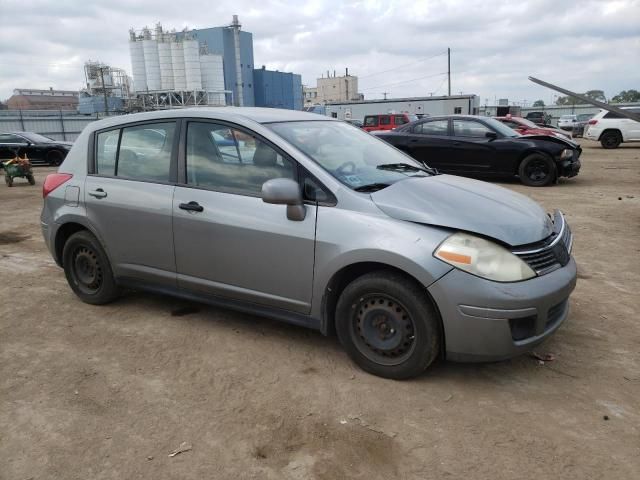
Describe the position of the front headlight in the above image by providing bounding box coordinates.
[560,149,573,159]
[434,232,536,282]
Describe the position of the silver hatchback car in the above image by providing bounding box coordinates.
[42,108,577,379]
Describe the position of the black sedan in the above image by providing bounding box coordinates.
[375,116,581,186]
[0,132,72,167]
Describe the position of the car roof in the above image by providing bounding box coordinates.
[87,107,332,132]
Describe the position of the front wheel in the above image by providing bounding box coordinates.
[27,174,35,185]
[335,271,441,379]
[62,230,119,305]
[518,153,556,187]
[47,150,64,166]
[600,131,621,149]
[5,175,12,187]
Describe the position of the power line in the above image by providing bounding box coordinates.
[360,71,447,91]
[357,51,447,79]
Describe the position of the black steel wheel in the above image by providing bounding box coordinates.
[352,294,416,366]
[518,153,556,187]
[336,271,441,379]
[62,230,119,304]
[600,131,621,149]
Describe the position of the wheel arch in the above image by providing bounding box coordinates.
[516,149,555,175]
[320,261,446,356]
[598,128,622,141]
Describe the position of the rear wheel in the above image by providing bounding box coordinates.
[335,271,441,379]
[600,131,621,149]
[47,150,64,166]
[62,230,119,304]
[518,153,556,187]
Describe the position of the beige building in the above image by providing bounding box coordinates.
[304,72,362,106]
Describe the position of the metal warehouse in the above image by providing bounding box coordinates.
[325,94,480,120]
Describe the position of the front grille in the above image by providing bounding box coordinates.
[513,210,572,275]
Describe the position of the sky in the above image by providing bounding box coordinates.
[0,0,639,105]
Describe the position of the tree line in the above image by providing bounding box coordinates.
[532,89,640,107]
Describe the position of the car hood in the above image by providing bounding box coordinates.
[371,174,553,246]
[518,134,578,149]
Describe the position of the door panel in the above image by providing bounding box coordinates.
[173,188,316,313]
[84,176,176,284]
[403,120,450,170]
[445,119,498,173]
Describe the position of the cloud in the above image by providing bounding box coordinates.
[1,0,638,104]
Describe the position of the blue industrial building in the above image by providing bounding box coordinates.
[178,22,255,107]
[253,67,302,110]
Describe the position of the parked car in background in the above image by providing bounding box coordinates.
[495,115,572,139]
[571,113,595,138]
[375,115,581,187]
[525,111,552,126]
[584,107,640,148]
[41,107,577,379]
[363,113,418,132]
[345,119,364,128]
[558,115,578,131]
[0,132,72,166]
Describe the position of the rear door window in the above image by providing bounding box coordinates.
[94,122,176,182]
[117,123,175,182]
[413,119,449,135]
[379,116,391,126]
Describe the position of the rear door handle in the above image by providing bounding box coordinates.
[179,201,204,212]
[409,138,420,143]
[88,188,107,199]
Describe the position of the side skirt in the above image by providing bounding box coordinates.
[117,277,322,332]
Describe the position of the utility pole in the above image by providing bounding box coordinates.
[382,92,389,100]
[99,67,109,116]
[447,47,451,97]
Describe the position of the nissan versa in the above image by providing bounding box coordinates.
[41,108,577,379]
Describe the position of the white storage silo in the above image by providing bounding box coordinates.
[157,37,174,91]
[200,53,225,104]
[143,35,161,91]
[183,39,202,90]
[171,40,186,91]
[129,34,147,92]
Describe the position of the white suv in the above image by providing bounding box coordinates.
[584,107,640,149]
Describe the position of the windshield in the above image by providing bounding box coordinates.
[267,121,432,191]
[21,132,56,143]
[482,117,521,137]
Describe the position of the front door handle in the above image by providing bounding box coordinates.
[88,188,107,199]
[179,201,204,212]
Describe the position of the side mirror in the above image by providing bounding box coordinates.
[261,178,306,221]
[485,131,498,140]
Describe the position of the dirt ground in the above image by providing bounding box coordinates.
[1,140,638,479]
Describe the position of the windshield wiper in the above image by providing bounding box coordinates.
[354,182,391,192]
[376,162,436,175]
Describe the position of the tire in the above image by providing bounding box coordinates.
[518,153,557,187]
[600,131,621,149]
[62,230,119,305]
[47,150,64,166]
[27,174,35,185]
[335,271,441,379]
[5,175,12,187]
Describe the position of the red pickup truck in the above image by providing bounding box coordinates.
[363,113,418,132]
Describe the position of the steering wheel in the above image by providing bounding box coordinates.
[336,161,356,176]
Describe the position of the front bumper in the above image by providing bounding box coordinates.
[428,257,577,362]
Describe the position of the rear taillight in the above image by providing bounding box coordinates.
[43,173,73,198]
[588,119,598,125]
